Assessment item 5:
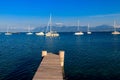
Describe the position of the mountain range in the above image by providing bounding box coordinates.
[32,25,120,32]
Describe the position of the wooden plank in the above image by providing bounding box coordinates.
[33,53,63,80]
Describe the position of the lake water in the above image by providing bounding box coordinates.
[0,32,120,80]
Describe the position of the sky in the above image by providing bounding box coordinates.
[0,0,120,31]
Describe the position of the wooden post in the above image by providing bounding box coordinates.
[42,51,47,57]
[59,51,65,67]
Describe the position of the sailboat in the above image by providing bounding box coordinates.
[35,32,44,36]
[5,27,12,35]
[45,14,59,37]
[74,20,84,35]
[87,23,92,34]
[112,20,120,35]
[26,26,33,35]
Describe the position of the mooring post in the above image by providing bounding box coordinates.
[42,50,47,57]
[59,51,65,67]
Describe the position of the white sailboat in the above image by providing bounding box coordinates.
[87,23,92,34]
[45,14,59,37]
[74,20,84,35]
[5,27,12,35]
[112,20,120,35]
[35,32,44,36]
[26,26,33,35]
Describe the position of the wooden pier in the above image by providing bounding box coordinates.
[32,51,65,80]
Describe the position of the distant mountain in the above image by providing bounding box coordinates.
[32,25,119,32]
[32,26,87,32]
[92,25,114,32]
[33,26,45,32]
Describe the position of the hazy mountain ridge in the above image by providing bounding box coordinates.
[33,25,120,32]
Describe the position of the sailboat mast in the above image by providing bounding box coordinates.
[49,14,52,32]
[88,23,89,32]
[77,20,80,31]
[28,25,31,32]
[46,20,49,33]
[7,26,9,33]
[114,20,116,32]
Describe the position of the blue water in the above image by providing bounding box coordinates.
[0,32,120,80]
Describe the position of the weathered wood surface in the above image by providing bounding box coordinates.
[33,53,63,80]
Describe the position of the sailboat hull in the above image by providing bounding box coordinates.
[36,32,44,36]
[5,32,12,35]
[112,31,120,35]
[26,32,33,35]
[46,32,59,37]
[87,32,92,34]
[74,32,84,35]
